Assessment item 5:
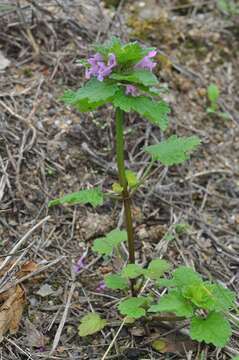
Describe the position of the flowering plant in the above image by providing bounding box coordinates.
[49,38,236,348]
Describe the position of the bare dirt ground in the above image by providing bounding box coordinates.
[0,0,239,359]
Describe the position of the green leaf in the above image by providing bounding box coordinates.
[174,223,190,235]
[92,229,127,255]
[78,313,107,336]
[182,283,214,310]
[115,42,153,65]
[200,283,235,312]
[157,278,177,287]
[49,188,104,208]
[216,0,238,14]
[112,182,123,193]
[190,312,232,347]
[94,38,154,65]
[173,266,203,288]
[111,69,158,86]
[113,90,170,131]
[231,357,239,360]
[145,259,171,280]
[149,290,194,318]
[151,339,168,352]
[104,274,128,290]
[207,84,219,103]
[125,170,138,188]
[118,297,148,319]
[145,135,201,165]
[121,264,144,279]
[62,79,118,112]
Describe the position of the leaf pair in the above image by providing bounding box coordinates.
[150,266,236,347]
[93,229,127,256]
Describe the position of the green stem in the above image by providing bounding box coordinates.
[115,107,136,295]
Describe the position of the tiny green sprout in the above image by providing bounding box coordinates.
[206,83,230,120]
[217,0,239,15]
[48,38,236,347]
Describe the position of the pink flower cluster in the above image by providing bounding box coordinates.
[85,53,117,81]
[135,50,157,71]
[126,50,157,97]
[85,49,157,97]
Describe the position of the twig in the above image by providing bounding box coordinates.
[101,318,126,360]
[0,216,50,272]
[50,282,76,355]
[0,256,64,294]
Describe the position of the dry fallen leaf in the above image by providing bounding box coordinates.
[37,284,54,297]
[151,335,197,354]
[0,285,26,342]
[17,261,38,278]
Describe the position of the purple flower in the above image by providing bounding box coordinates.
[135,50,157,71]
[85,53,117,81]
[74,250,88,273]
[125,85,138,96]
[96,280,106,292]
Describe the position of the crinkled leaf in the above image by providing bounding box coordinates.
[125,170,138,188]
[209,283,236,311]
[113,90,170,131]
[157,278,177,288]
[173,266,203,288]
[145,135,201,165]
[207,84,219,103]
[104,274,128,290]
[149,290,194,318]
[121,264,144,279]
[145,259,171,280]
[182,283,214,310]
[115,42,154,65]
[190,312,231,347]
[78,313,107,336]
[187,283,236,312]
[118,297,148,319]
[49,188,104,208]
[92,229,127,255]
[111,69,158,86]
[62,79,118,111]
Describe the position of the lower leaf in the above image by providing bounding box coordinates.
[78,313,107,336]
[189,312,231,347]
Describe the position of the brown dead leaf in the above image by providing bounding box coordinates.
[17,261,38,278]
[0,261,38,279]
[151,334,197,354]
[0,285,26,341]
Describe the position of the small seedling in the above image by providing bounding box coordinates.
[49,38,236,348]
[217,0,239,15]
[207,83,230,120]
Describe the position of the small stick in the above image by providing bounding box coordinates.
[101,318,126,360]
[50,282,76,355]
[0,216,50,272]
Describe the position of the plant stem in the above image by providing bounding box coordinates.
[115,107,136,295]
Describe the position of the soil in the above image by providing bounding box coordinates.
[0,0,238,359]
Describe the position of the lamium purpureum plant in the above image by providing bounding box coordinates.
[49,38,236,347]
